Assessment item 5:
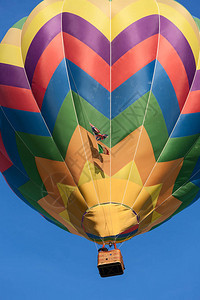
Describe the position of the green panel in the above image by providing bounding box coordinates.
[172,182,199,215]
[111,93,149,147]
[143,93,169,160]
[54,91,169,153]
[158,134,199,162]
[72,91,110,144]
[53,92,84,157]
[19,180,47,202]
[193,17,200,31]
[17,132,63,161]
[173,137,200,191]
[12,17,27,29]
[16,134,44,186]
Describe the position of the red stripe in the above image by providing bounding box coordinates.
[0,85,40,112]
[112,35,158,91]
[63,33,110,91]
[120,224,139,235]
[182,91,200,114]
[157,36,190,111]
[31,33,64,109]
[0,132,12,172]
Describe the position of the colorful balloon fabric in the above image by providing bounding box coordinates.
[0,0,200,244]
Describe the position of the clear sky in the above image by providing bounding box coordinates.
[0,1,200,299]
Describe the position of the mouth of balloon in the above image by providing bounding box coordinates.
[81,203,139,243]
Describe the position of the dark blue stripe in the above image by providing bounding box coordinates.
[112,60,155,117]
[67,59,156,119]
[0,109,28,175]
[171,113,200,137]
[67,59,110,118]
[86,228,138,241]
[3,165,28,188]
[152,61,180,134]
[2,107,51,136]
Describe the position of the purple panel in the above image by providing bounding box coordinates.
[191,70,200,91]
[25,14,62,85]
[160,16,196,87]
[62,12,110,64]
[0,63,29,89]
[112,15,159,64]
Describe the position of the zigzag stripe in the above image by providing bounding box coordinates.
[24,13,196,91]
[0,85,40,112]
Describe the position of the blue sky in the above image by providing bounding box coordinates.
[0,1,200,299]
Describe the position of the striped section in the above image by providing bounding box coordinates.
[1,0,200,243]
[25,14,62,84]
[0,64,29,89]
[0,85,40,112]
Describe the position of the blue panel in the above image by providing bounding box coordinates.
[1,107,50,136]
[67,59,110,118]
[171,113,200,138]
[0,110,28,175]
[152,61,180,134]
[67,59,157,119]
[191,157,200,177]
[111,60,155,118]
[3,165,28,188]
[42,59,70,133]
[191,178,200,188]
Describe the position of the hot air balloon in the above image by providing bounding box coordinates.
[0,0,200,277]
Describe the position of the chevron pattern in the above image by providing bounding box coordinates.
[0,0,200,244]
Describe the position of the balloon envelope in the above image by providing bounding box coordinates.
[0,0,200,244]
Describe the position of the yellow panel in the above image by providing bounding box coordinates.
[197,59,200,70]
[111,0,158,40]
[151,210,162,223]
[78,178,143,208]
[57,183,77,207]
[113,161,143,186]
[0,44,23,67]
[22,0,63,37]
[82,203,138,238]
[78,161,109,186]
[158,2,200,65]
[87,0,110,17]
[63,0,110,39]
[38,196,84,236]
[1,28,21,47]
[21,1,64,60]
[158,0,200,38]
[59,210,78,231]
[144,184,163,208]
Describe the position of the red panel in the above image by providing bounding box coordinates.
[0,132,12,173]
[158,35,190,111]
[0,85,40,112]
[63,33,110,91]
[181,90,200,114]
[31,33,64,109]
[111,34,158,91]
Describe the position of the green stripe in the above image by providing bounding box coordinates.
[53,93,78,158]
[19,180,47,202]
[17,132,63,161]
[143,93,169,160]
[16,134,44,186]
[158,134,199,162]
[12,17,27,29]
[173,137,200,192]
[193,17,200,31]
